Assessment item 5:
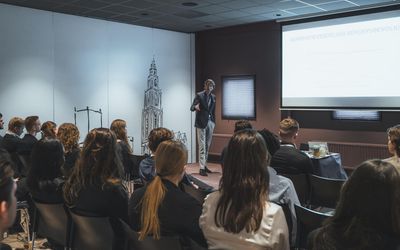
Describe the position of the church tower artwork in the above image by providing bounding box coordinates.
[141,58,163,154]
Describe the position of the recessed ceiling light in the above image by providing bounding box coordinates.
[276,13,282,17]
[181,2,198,7]
[141,12,149,16]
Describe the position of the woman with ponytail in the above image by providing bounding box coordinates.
[129,140,207,248]
[384,124,400,172]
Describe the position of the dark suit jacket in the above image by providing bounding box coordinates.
[190,90,216,129]
[2,133,26,154]
[0,135,3,149]
[21,134,38,155]
[271,143,314,175]
[129,179,207,247]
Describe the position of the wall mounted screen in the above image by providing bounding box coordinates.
[222,75,256,120]
[281,9,400,110]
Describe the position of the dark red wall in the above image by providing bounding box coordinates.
[195,20,395,164]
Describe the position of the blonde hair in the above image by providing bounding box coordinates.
[279,118,299,138]
[139,140,188,240]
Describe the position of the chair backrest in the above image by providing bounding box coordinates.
[129,154,148,179]
[295,204,332,248]
[118,218,183,250]
[33,202,69,247]
[309,174,345,208]
[69,212,114,250]
[273,202,293,245]
[281,173,310,205]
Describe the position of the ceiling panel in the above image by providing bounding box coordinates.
[0,0,398,32]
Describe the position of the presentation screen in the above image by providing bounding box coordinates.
[281,9,400,110]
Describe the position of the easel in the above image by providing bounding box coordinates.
[74,106,103,133]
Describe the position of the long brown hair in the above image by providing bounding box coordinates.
[63,128,123,204]
[216,129,269,233]
[139,140,188,240]
[110,119,132,153]
[57,123,80,153]
[312,159,400,250]
[41,121,57,139]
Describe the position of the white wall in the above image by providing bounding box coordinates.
[0,4,196,161]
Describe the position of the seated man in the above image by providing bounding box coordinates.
[2,117,27,177]
[21,116,41,155]
[271,118,313,175]
[258,128,300,245]
[0,150,17,250]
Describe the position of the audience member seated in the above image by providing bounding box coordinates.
[0,150,17,250]
[139,127,174,183]
[0,113,4,148]
[271,118,313,175]
[27,139,65,204]
[308,159,400,250]
[258,128,300,245]
[129,140,207,248]
[110,119,133,176]
[21,116,41,155]
[40,121,57,140]
[2,117,27,177]
[63,128,128,222]
[57,123,80,177]
[384,124,400,173]
[220,120,252,164]
[200,130,289,250]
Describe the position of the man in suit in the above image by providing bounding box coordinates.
[21,116,41,154]
[0,113,4,149]
[271,118,313,175]
[191,79,216,176]
[2,117,26,177]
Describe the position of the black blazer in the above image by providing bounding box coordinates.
[129,179,207,247]
[271,143,314,175]
[190,90,216,129]
[21,134,38,155]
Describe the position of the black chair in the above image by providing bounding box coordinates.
[118,219,183,250]
[272,202,293,246]
[181,183,213,204]
[129,154,148,180]
[31,201,70,250]
[69,211,115,250]
[295,204,332,249]
[281,173,310,205]
[309,174,345,209]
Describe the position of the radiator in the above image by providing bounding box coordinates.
[327,141,391,168]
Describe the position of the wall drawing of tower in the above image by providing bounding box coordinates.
[141,58,163,154]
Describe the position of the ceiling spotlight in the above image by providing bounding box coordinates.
[141,12,149,16]
[276,13,282,17]
[181,2,198,7]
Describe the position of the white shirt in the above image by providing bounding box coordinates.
[200,191,290,250]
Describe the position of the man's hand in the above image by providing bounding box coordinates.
[195,103,201,112]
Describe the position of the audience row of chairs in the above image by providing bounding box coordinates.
[31,198,206,250]
[281,173,345,208]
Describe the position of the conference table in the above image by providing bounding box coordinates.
[305,152,348,180]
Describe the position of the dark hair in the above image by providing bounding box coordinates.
[258,128,280,156]
[63,128,123,204]
[0,149,15,204]
[110,119,132,153]
[24,116,39,133]
[312,159,400,250]
[41,121,57,139]
[216,129,269,233]
[234,120,253,133]
[27,139,64,192]
[148,128,174,153]
[0,113,2,118]
[387,124,400,157]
